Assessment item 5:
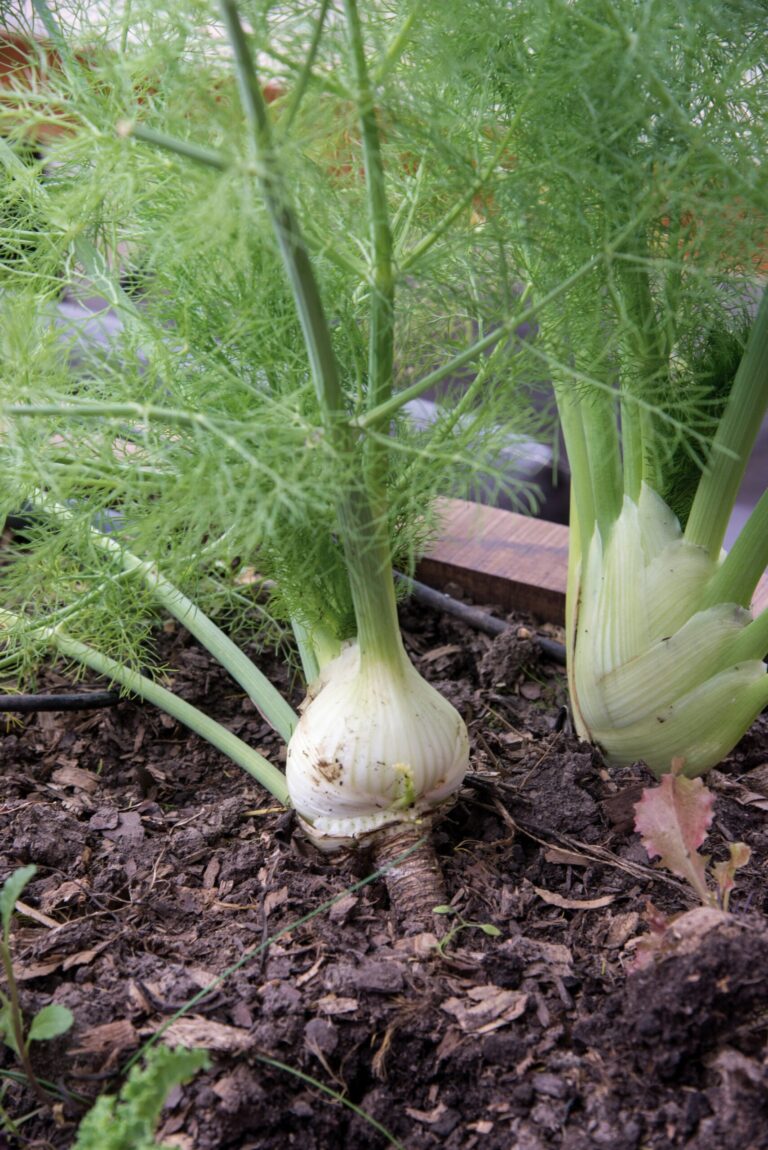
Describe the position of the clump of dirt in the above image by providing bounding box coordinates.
[1,594,766,1149]
[478,626,539,687]
[618,909,768,1080]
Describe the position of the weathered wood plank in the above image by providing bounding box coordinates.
[418,498,768,626]
[417,499,569,624]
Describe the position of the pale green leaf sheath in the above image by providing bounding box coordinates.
[572,486,768,776]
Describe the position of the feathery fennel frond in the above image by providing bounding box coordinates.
[0,0,549,687]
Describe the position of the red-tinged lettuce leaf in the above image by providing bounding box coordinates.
[633,773,714,904]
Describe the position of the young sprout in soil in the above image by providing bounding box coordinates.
[440,0,768,776]
[71,1046,210,1150]
[432,905,503,958]
[0,1,561,925]
[0,867,74,1111]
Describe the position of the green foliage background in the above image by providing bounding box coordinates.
[0,0,766,685]
[0,0,548,681]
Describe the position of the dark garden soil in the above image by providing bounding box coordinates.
[2,590,768,1150]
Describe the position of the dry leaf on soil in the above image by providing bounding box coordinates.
[441,986,528,1034]
[159,1017,252,1053]
[532,886,615,910]
[69,1018,139,1056]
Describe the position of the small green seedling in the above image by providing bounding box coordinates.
[0,865,74,1106]
[72,1045,210,1150]
[432,905,502,957]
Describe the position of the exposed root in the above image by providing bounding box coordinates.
[371,820,448,934]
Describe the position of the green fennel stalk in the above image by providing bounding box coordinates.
[447,0,768,774]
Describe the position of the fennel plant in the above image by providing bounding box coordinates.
[437,0,768,775]
[0,1,563,918]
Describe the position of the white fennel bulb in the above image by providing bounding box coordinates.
[571,484,768,776]
[286,642,470,848]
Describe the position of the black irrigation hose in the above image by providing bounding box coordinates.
[397,573,567,665]
[0,691,120,713]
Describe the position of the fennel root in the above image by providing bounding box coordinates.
[371,821,448,933]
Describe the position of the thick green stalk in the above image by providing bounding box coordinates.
[728,606,768,666]
[555,393,593,740]
[0,609,290,805]
[291,618,342,682]
[581,384,623,536]
[616,240,666,496]
[341,0,402,656]
[291,619,320,683]
[218,0,346,425]
[336,493,405,669]
[702,488,768,612]
[344,0,395,418]
[79,524,299,741]
[341,0,417,669]
[620,391,643,503]
[639,406,662,494]
[563,484,587,735]
[615,244,671,500]
[219,1,403,670]
[685,288,768,557]
[556,392,596,545]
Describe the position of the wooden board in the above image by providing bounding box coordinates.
[418,498,768,626]
[417,500,570,624]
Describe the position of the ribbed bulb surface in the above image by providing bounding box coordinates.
[286,643,470,847]
[572,484,768,775]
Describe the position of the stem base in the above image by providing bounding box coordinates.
[372,820,448,934]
